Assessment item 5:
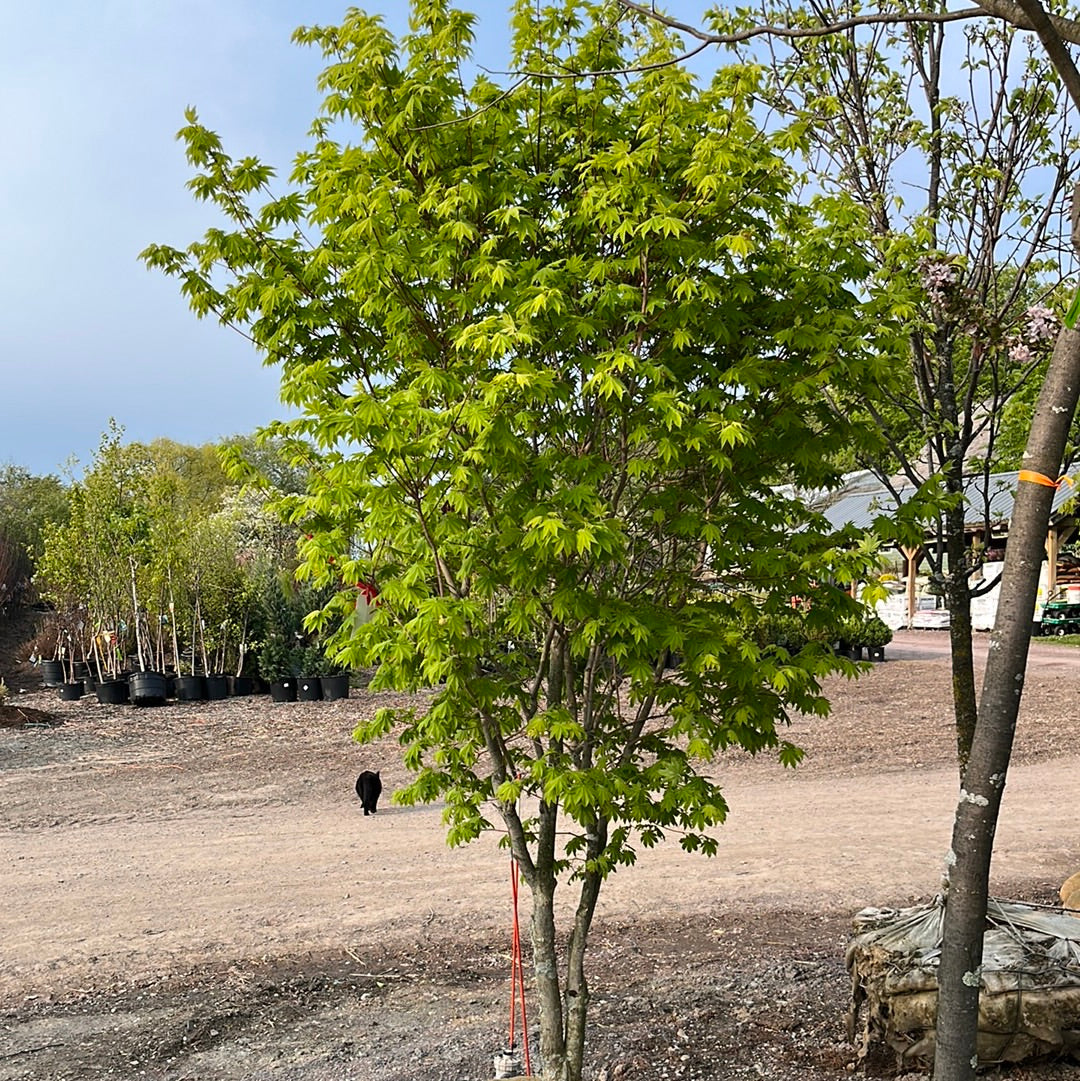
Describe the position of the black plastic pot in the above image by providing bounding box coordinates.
[320,673,350,701]
[40,659,65,687]
[297,676,322,702]
[205,674,229,701]
[175,675,207,701]
[269,678,296,703]
[228,675,254,697]
[58,680,85,701]
[96,679,130,705]
[129,671,167,706]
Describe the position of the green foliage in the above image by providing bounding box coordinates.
[37,424,144,676]
[255,634,295,680]
[145,0,894,866]
[0,465,69,566]
[0,465,69,611]
[35,423,308,678]
[297,642,333,676]
[219,434,312,495]
[837,615,866,646]
[836,611,893,647]
[743,605,843,655]
[253,569,336,678]
[860,614,894,648]
[144,4,903,1075]
[254,572,304,679]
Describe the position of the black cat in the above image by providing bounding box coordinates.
[355,770,382,816]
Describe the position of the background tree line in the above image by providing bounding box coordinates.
[0,424,341,684]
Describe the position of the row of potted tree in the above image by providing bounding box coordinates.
[33,427,351,705]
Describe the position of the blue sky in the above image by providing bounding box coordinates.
[0,0,714,478]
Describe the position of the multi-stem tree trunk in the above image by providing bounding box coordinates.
[507,638,608,1081]
[507,798,605,1081]
[933,316,1080,1081]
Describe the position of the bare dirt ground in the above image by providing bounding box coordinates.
[2,620,1079,1081]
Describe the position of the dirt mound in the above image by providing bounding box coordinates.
[0,703,59,728]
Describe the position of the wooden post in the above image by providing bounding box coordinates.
[1046,526,1059,598]
[902,545,921,627]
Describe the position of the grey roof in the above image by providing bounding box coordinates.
[817,470,1077,533]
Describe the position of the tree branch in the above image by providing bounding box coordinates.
[1007,0,1080,112]
[615,0,1080,49]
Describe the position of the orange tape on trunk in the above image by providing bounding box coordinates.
[1018,470,1073,489]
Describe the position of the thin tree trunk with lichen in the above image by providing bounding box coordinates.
[944,494,978,772]
[933,295,1080,1081]
[563,823,606,1080]
[933,6,1080,1071]
[530,859,566,1081]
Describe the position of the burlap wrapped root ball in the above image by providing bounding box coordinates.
[846,897,1080,1070]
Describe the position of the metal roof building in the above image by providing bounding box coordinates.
[813,471,1080,627]
[817,470,1078,534]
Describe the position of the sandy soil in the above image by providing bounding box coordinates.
[1,629,1079,1081]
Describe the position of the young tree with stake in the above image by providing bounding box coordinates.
[144,2,900,1077]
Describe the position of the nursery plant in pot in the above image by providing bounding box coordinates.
[224,592,258,696]
[33,561,84,690]
[258,635,297,703]
[197,615,230,700]
[126,555,168,706]
[91,627,130,704]
[255,569,311,703]
[296,643,331,702]
[54,608,92,701]
[128,668,168,705]
[174,669,207,701]
[172,605,207,701]
[224,613,256,696]
[168,581,204,701]
[216,611,255,696]
[39,655,65,687]
[861,614,894,662]
[187,510,249,700]
[204,670,229,700]
[320,668,350,702]
[836,616,866,661]
[23,617,65,687]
